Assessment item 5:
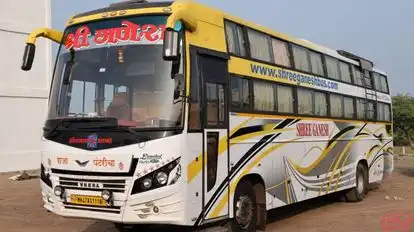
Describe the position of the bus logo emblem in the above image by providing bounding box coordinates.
[78,182,103,189]
[75,160,89,167]
[87,134,98,149]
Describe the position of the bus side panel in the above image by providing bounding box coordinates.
[364,123,394,184]
[185,133,204,225]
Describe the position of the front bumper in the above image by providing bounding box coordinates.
[41,179,186,225]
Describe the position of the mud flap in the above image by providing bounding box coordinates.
[383,152,394,180]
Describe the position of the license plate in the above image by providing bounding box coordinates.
[70,195,106,207]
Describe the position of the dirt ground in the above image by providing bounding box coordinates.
[0,156,413,232]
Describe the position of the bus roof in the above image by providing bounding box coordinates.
[67,0,387,76]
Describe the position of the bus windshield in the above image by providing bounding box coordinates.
[48,15,184,129]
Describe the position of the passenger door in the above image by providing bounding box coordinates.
[197,52,230,223]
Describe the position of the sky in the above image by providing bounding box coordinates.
[52,0,414,95]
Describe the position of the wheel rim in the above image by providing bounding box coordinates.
[357,171,364,194]
[235,195,254,229]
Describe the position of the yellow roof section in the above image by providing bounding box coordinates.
[63,0,386,75]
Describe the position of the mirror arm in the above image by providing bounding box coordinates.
[22,28,64,71]
[26,28,64,45]
[166,2,197,32]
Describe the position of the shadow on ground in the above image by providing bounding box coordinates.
[266,193,343,225]
[82,193,344,232]
[398,167,414,177]
[83,221,195,232]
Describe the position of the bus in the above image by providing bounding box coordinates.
[21,0,394,231]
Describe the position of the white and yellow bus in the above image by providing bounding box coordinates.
[21,0,394,231]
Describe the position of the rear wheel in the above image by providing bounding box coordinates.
[345,162,368,202]
[228,180,258,232]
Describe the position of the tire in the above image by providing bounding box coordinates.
[345,163,368,202]
[228,180,258,232]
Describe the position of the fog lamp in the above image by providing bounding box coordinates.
[101,190,112,201]
[54,186,63,197]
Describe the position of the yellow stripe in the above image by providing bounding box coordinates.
[289,129,355,175]
[326,134,369,193]
[209,138,300,218]
[187,118,253,183]
[230,128,294,143]
[285,177,291,204]
[266,179,288,191]
[334,152,352,192]
[320,153,340,195]
[299,146,323,165]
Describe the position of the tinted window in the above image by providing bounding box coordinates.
[225,21,246,56]
[325,56,340,80]
[367,101,375,120]
[330,94,343,117]
[253,81,275,111]
[277,85,294,113]
[353,66,364,86]
[357,99,366,119]
[310,51,325,76]
[380,75,389,92]
[248,29,272,62]
[292,45,310,72]
[298,88,313,115]
[344,97,355,118]
[272,38,291,67]
[231,77,250,109]
[373,72,382,91]
[315,92,327,116]
[339,62,352,83]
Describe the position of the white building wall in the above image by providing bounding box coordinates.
[0,0,52,172]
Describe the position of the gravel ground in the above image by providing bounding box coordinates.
[0,156,413,232]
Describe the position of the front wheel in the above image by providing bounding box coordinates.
[345,163,368,202]
[228,180,258,232]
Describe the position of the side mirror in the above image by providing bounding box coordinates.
[21,43,36,71]
[163,28,180,61]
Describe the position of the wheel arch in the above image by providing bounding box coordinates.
[231,173,267,229]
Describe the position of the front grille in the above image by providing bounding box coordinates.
[59,177,126,214]
[59,177,127,193]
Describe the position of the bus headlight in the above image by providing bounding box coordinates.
[141,178,152,190]
[131,157,181,194]
[156,172,168,185]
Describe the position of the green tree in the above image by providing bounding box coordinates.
[392,94,414,147]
